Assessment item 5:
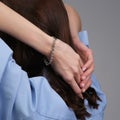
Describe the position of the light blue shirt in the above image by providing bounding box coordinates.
[0,31,107,120]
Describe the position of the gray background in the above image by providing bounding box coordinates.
[63,0,120,120]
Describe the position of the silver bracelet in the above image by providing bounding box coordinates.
[44,37,57,66]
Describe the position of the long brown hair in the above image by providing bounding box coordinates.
[0,0,101,119]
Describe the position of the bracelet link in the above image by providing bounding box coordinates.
[44,37,57,66]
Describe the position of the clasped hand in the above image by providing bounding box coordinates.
[52,39,94,99]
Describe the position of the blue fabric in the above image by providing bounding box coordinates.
[0,31,106,120]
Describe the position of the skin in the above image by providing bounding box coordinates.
[0,2,94,97]
[65,4,94,92]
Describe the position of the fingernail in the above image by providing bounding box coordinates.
[82,88,86,93]
[80,94,84,99]
[82,67,86,72]
[81,83,85,87]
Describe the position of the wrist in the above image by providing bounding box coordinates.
[44,37,57,66]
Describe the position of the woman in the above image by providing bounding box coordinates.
[0,1,94,98]
[0,0,106,120]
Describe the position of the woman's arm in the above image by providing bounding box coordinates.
[65,4,82,39]
[0,2,53,57]
[0,2,83,98]
[65,5,107,118]
[65,4,94,92]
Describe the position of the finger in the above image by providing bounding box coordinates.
[80,76,91,88]
[82,49,94,71]
[82,79,92,93]
[74,54,83,84]
[79,55,84,68]
[67,77,83,99]
[72,81,83,99]
[74,66,82,84]
[78,54,84,79]
[82,57,94,72]
[82,65,94,80]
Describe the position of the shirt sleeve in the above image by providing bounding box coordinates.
[79,31,107,120]
[0,38,77,120]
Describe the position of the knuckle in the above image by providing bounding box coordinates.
[64,75,74,84]
[73,67,79,75]
[72,64,80,74]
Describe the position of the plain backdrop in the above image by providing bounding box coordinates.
[63,0,120,120]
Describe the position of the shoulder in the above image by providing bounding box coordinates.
[65,4,80,18]
[64,4,82,30]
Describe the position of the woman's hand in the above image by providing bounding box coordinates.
[52,39,84,98]
[65,4,94,92]
[73,36,94,92]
